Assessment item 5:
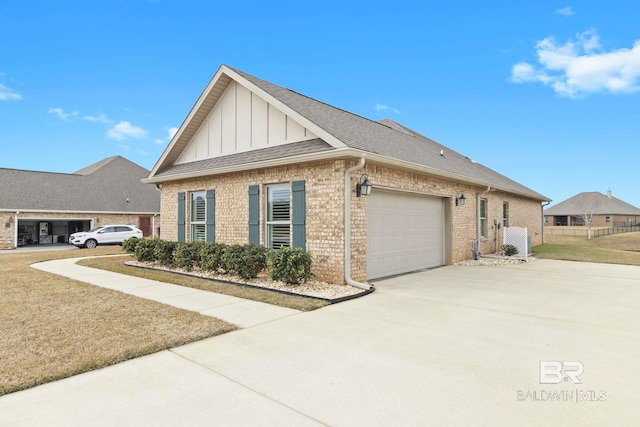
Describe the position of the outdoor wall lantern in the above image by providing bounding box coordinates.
[356,174,373,197]
[455,192,466,206]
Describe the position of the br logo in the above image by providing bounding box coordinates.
[539,361,584,384]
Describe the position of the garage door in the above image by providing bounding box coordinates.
[367,190,444,279]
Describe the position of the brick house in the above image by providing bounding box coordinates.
[0,156,160,249]
[544,190,640,227]
[144,65,549,286]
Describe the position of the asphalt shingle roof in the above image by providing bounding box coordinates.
[155,139,333,178]
[0,156,160,213]
[544,192,640,216]
[152,65,548,201]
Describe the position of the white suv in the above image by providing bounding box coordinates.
[69,225,143,249]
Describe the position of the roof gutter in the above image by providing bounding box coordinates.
[344,157,373,290]
[145,147,549,202]
[0,208,160,215]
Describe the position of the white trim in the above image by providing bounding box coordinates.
[148,65,348,179]
[14,212,19,248]
[265,183,292,249]
[143,148,351,184]
[189,191,206,242]
[372,184,451,199]
[222,66,348,150]
[145,147,547,202]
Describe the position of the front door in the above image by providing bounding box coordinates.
[138,216,151,236]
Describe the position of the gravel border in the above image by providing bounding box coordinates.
[454,254,537,266]
[125,261,371,302]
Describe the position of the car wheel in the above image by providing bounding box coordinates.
[85,239,98,249]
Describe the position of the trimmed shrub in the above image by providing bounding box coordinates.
[503,244,519,257]
[133,238,157,262]
[267,247,313,284]
[221,244,267,280]
[175,242,203,271]
[199,242,227,272]
[153,240,177,267]
[122,237,139,254]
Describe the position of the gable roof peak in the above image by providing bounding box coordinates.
[74,155,122,175]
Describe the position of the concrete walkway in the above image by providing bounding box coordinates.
[31,257,301,328]
[3,259,638,426]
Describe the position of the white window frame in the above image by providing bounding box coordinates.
[479,198,488,238]
[190,191,206,242]
[266,183,291,249]
[503,202,509,227]
[605,215,611,224]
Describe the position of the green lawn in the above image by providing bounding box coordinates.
[0,247,236,396]
[533,232,640,265]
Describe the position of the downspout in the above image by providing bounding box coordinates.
[344,158,373,290]
[541,201,551,244]
[155,183,163,239]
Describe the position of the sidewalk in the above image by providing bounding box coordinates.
[32,257,301,328]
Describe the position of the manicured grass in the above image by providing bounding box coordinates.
[533,232,640,265]
[0,247,237,396]
[78,255,330,312]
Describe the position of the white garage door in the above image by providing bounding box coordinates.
[367,190,444,279]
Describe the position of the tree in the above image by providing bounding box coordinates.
[579,200,595,240]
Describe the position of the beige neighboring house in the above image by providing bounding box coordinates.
[544,190,640,227]
[144,64,549,285]
[0,156,161,249]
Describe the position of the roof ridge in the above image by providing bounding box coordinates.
[0,167,81,176]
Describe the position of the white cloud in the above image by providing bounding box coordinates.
[511,30,640,97]
[155,127,179,145]
[556,6,574,16]
[0,82,21,101]
[83,113,113,123]
[107,121,148,140]
[374,103,401,114]
[47,107,79,121]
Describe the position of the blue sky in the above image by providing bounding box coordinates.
[1,1,639,208]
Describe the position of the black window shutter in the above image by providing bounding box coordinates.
[248,185,260,244]
[206,189,215,243]
[177,192,186,242]
[292,180,306,250]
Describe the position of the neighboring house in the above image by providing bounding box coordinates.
[144,65,549,285]
[0,156,161,249]
[544,190,640,227]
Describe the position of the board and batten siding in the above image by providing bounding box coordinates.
[176,81,318,164]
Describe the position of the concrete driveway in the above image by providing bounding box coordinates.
[1,259,638,426]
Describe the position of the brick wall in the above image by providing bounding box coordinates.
[350,165,544,279]
[161,160,347,284]
[0,212,15,249]
[159,159,544,284]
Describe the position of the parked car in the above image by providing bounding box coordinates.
[69,225,143,248]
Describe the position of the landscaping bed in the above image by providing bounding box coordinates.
[125,259,370,303]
